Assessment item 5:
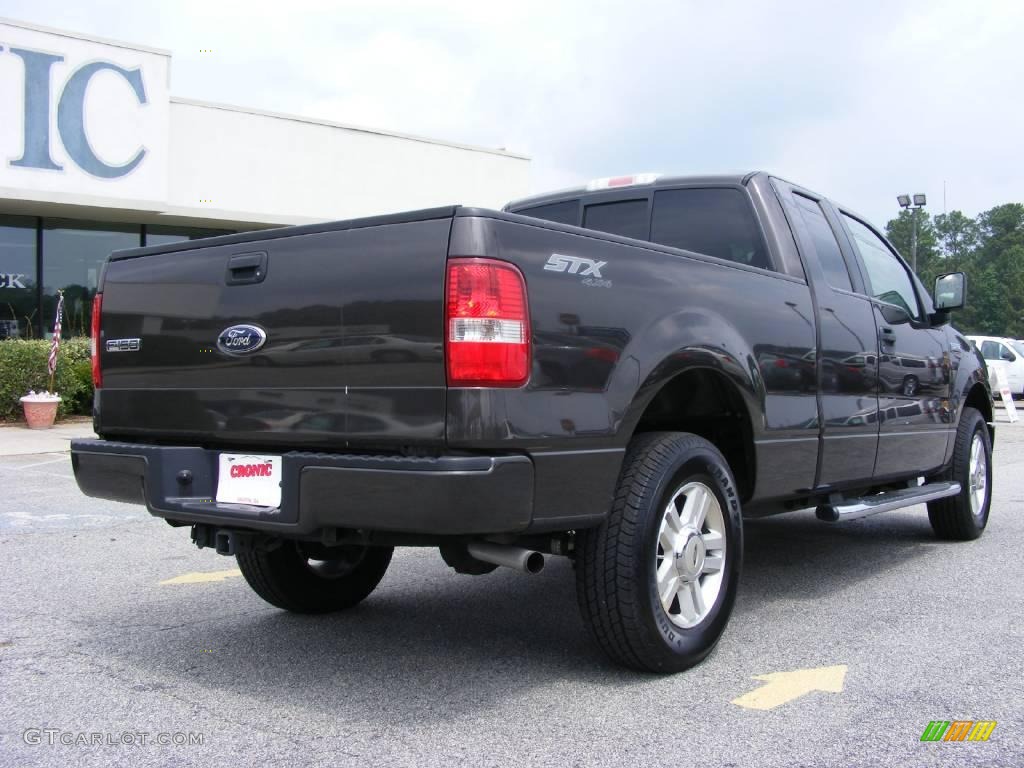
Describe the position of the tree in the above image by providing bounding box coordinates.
[969,205,1024,336]
[885,209,940,280]
[932,210,979,270]
[884,202,1023,337]
[976,203,1024,245]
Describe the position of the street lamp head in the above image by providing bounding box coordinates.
[913,193,927,207]
[897,194,911,208]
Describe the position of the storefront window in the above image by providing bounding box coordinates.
[0,215,37,339]
[145,225,231,246]
[42,220,141,337]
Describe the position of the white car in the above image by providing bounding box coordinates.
[967,335,1024,398]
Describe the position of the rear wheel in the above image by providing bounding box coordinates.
[575,432,743,672]
[237,541,393,613]
[927,406,992,540]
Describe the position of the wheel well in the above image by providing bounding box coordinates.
[964,382,995,443]
[632,368,756,501]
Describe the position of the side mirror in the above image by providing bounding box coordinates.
[934,272,966,311]
[1002,349,1016,362]
[879,302,911,325]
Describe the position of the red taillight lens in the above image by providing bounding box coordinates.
[90,293,102,388]
[445,258,530,387]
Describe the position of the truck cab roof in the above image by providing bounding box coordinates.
[504,171,767,212]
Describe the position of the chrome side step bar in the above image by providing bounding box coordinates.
[816,481,961,523]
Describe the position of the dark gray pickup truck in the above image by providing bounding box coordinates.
[72,172,993,672]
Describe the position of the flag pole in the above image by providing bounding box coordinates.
[48,289,64,394]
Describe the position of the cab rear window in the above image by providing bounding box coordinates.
[583,199,649,240]
[515,200,579,226]
[651,188,771,270]
[513,185,772,272]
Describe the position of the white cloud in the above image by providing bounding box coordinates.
[3,0,1022,225]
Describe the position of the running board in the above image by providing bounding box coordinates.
[815,481,961,523]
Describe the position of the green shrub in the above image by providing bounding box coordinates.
[0,338,93,420]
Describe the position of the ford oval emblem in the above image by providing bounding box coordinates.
[217,324,267,355]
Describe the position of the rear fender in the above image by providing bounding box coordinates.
[615,308,765,441]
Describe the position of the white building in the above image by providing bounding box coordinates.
[0,17,530,338]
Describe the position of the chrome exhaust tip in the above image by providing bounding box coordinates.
[466,541,545,574]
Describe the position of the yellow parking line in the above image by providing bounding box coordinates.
[160,569,242,585]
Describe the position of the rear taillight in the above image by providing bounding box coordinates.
[445,258,530,387]
[90,293,102,388]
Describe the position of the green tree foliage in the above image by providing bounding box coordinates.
[885,203,1024,338]
[933,210,979,268]
[886,209,940,278]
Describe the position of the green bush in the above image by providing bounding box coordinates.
[0,338,93,420]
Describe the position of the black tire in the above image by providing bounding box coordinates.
[902,375,919,397]
[927,406,992,540]
[575,432,743,673]
[237,542,393,613]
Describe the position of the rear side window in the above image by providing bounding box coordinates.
[583,199,649,240]
[516,200,579,226]
[793,194,852,291]
[650,188,770,270]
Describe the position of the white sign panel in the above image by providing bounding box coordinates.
[994,366,1018,423]
[0,19,169,206]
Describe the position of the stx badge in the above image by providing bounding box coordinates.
[544,253,607,278]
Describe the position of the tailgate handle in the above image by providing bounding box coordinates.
[226,251,268,285]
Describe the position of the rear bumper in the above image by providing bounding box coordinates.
[70,439,533,536]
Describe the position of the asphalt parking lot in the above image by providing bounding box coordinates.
[1,416,1021,768]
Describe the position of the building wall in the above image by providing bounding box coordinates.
[0,19,171,212]
[166,99,529,224]
[0,17,530,338]
[0,19,529,228]
[165,99,528,225]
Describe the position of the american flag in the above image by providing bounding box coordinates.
[47,292,65,379]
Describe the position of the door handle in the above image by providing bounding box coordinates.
[225,251,268,285]
[879,327,896,345]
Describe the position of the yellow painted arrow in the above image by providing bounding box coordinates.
[160,569,242,585]
[731,664,848,710]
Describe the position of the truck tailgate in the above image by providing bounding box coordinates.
[96,210,453,449]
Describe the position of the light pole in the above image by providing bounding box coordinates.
[897,193,927,272]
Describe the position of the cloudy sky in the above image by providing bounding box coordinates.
[4,0,1022,226]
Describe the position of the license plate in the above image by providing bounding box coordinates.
[216,454,282,507]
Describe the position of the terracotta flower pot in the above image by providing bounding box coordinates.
[20,397,61,429]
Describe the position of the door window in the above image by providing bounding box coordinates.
[978,340,1016,361]
[793,195,851,290]
[841,214,920,320]
[0,215,36,339]
[42,220,141,337]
